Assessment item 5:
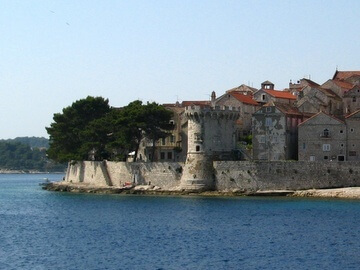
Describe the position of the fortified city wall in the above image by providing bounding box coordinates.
[65,160,360,191]
[65,161,183,190]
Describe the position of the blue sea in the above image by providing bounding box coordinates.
[0,174,360,270]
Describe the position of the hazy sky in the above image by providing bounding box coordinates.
[1,0,359,139]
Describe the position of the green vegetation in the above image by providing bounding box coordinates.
[0,141,65,172]
[46,96,173,163]
[0,136,49,148]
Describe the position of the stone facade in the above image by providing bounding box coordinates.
[66,160,183,190]
[64,160,360,192]
[179,105,240,191]
[343,85,360,114]
[345,110,360,161]
[298,112,346,161]
[252,102,305,160]
[296,85,343,116]
[214,160,360,191]
[254,89,296,105]
[213,91,260,137]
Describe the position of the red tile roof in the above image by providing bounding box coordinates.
[333,71,360,81]
[271,102,303,116]
[264,89,297,100]
[332,80,354,90]
[230,92,259,106]
[181,101,210,107]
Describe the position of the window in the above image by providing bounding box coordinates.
[261,94,266,101]
[338,155,345,161]
[161,138,166,145]
[353,97,356,102]
[160,152,165,160]
[322,129,330,138]
[340,143,344,148]
[349,151,357,156]
[260,136,266,143]
[196,145,200,152]
[324,156,328,160]
[170,135,175,143]
[265,118,272,127]
[310,156,315,161]
[351,128,355,132]
[194,133,202,142]
[266,107,272,113]
[340,130,343,134]
[302,143,306,150]
[167,152,172,160]
[322,144,331,151]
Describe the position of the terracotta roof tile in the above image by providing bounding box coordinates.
[229,92,259,106]
[271,102,302,116]
[333,80,354,90]
[264,89,297,100]
[333,71,360,81]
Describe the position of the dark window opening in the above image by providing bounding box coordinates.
[196,145,200,152]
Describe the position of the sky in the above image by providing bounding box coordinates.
[1,0,360,139]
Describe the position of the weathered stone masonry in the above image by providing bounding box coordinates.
[65,160,360,191]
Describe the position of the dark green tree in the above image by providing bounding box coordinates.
[46,96,111,162]
[46,97,174,163]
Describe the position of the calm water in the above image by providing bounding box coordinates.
[0,174,359,270]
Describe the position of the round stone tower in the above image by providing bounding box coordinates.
[180,105,240,191]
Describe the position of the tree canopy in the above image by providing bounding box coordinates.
[0,141,66,172]
[46,97,173,163]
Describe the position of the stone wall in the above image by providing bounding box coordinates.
[214,161,360,191]
[65,160,360,192]
[65,161,184,190]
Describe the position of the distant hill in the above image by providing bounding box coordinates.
[0,137,49,149]
[0,137,66,172]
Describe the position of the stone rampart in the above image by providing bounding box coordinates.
[65,161,183,190]
[214,161,360,191]
[65,160,360,192]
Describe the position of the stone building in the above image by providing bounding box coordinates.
[137,100,211,163]
[343,85,360,114]
[296,85,343,116]
[298,112,346,162]
[225,84,258,96]
[180,105,240,190]
[332,70,360,86]
[321,79,354,98]
[254,88,297,105]
[213,91,260,138]
[288,78,320,96]
[345,110,360,161]
[252,102,306,161]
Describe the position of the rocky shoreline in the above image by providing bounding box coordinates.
[42,182,360,199]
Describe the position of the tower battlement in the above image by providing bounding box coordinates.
[180,104,240,191]
[184,105,240,120]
